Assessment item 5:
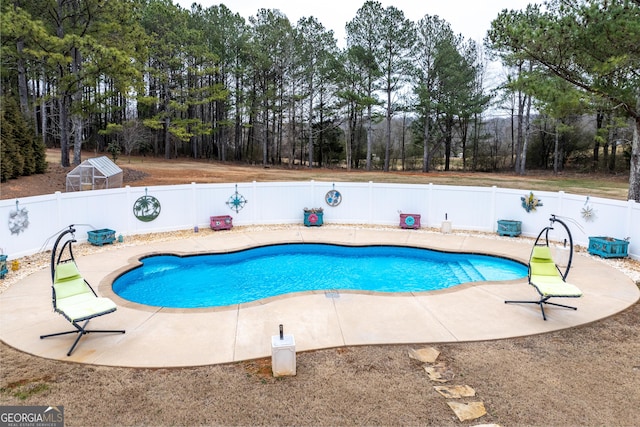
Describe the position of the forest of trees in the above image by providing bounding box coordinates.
[1,0,638,200]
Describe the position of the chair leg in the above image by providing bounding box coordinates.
[505,299,548,320]
[545,301,578,310]
[40,329,81,338]
[505,297,577,321]
[41,320,125,356]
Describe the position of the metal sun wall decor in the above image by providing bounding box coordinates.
[8,200,29,235]
[226,184,248,213]
[521,191,543,213]
[133,188,161,222]
[325,183,342,207]
[581,196,596,222]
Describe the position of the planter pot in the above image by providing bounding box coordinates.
[87,229,116,246]
[497,220,522,237]
[210,215,233,231]
[0,254,7,279]
[304,210,323,226]
[399,213,421,229]
[588,236,629,258]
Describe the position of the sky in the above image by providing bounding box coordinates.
[175,0,535,46]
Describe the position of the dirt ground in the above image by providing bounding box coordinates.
[0,149,632,200]
[1,150,639,426]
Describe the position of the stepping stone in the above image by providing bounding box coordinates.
[433,384,476,398]
[447,401,487,422]
[408,347,440,363]
[424,363,454,383]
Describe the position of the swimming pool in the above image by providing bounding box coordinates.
[112,243,527,308]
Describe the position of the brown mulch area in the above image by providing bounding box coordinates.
[1,149,639,426]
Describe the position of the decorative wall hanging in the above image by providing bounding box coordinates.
[581,196,596,222]
[133,188,161,222]
[8,200,29,235]
[226,184,248,213]
[325,183,342,207]
[521,192,543,213]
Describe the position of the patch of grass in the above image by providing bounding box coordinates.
[1,377,52,400]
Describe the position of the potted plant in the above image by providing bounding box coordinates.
[588,236,629,258]
[497,220,522,237]
[399,213,421,229]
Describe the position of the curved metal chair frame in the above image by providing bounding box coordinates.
[40,225,125,356]
[505,215,581,320]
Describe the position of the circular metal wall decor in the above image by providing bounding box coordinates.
[133,188,161,222]
[227,184,248,213]
[325,184,342,207]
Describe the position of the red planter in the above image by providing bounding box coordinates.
[210,215,233,231]
[400,214,421,229]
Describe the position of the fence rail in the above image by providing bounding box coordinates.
[1,181,638,260]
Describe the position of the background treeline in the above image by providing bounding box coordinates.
[1,0,638,199]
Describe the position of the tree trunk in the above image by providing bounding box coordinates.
[459,116,469,171]
[163,117,171,159]
[510,106,515,169]
[56,0,70,167]
[59,95,70,167]
[515,91,524,174]
[346,103,354,171]
[163,81,171,159]
[366,105,372,171]
[40,76,48,148]
[472,112,479,171]
[519,90,532,175]
[553,120,559,175]
[628,90,640,202]
[308,81,314,169]
[594,111,604,170]
[422,115,430,173]
[71,46,83,166]
[384,87,391,172]
[444,116,453,171]
[401,114,407,171]
[16,38,31,121]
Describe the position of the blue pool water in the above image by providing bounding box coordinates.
[112,244,527,308]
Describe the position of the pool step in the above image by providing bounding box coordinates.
[449,260,485,283]
[460,260,486,282]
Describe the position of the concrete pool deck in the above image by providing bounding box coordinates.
[1,225,638,368]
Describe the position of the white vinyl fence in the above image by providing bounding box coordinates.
[1,181,638,260]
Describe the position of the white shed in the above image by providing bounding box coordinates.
[65,156,123,192]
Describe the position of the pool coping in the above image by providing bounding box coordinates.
[1,225,638,368]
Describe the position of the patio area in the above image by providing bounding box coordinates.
[1,225,638,368]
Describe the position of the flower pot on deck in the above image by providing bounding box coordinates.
[497,220,522,237]
[87,229,116,246]
[303,209,323,226]
[588,236,629,258]
[399,213,421,229]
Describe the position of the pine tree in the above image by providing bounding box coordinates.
[0,94,47,181]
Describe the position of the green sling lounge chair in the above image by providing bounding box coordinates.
[40,226,125,356]
[505,216,583,320]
